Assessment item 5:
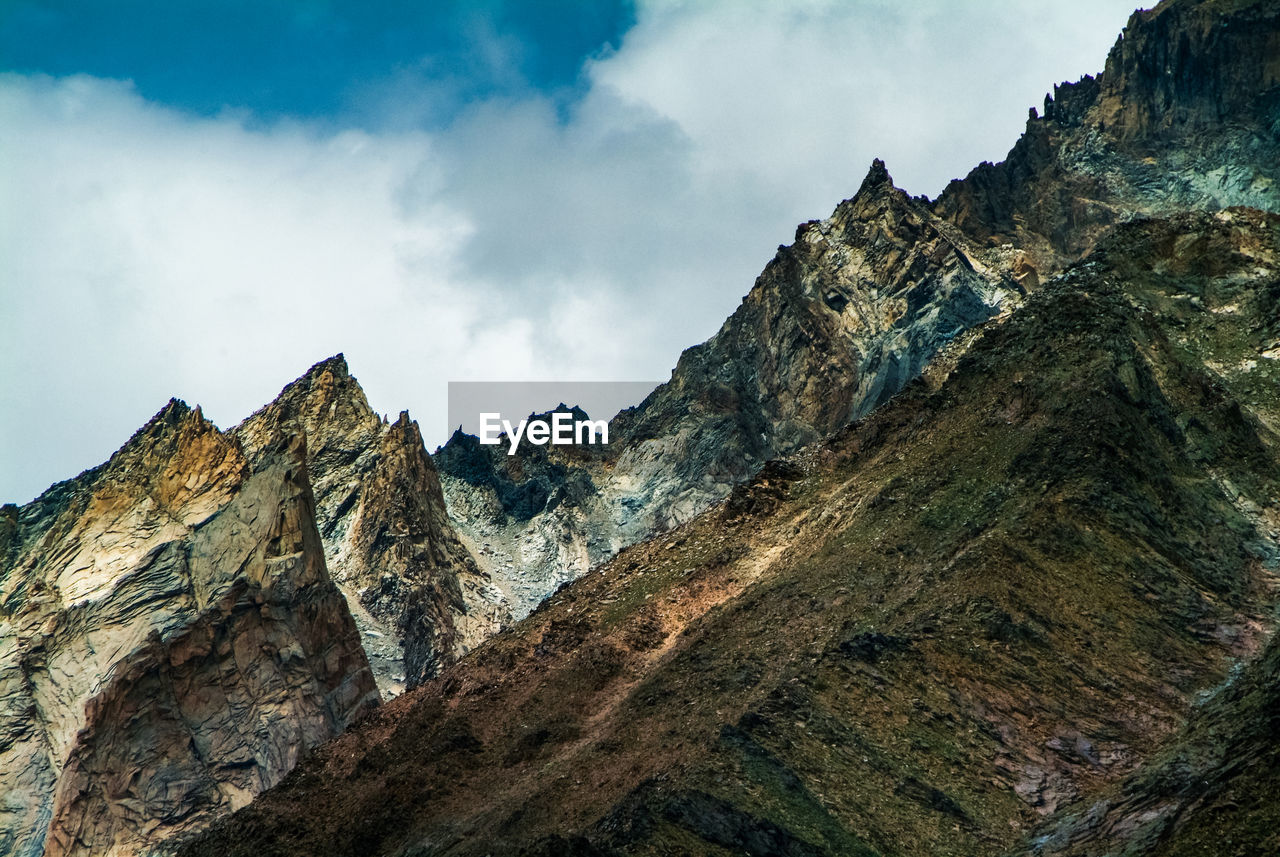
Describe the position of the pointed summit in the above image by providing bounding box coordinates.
[116,397,204,458]
[301,353,349,381]
[232,357,499,692]
[0,375,375,857]
[856,158,894,196]
[236,354,379,461]
[844,157,912,219]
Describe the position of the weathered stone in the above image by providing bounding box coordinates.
[235,356,507,691]
[0,401,378,857]
[437,0,1280,627]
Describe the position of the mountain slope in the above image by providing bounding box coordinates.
[1019,623,1280,857]
[436,158,1024,622]
[8,2,1280,854]
[180,210,1280,857]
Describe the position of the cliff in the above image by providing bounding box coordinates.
[0,401,379,856]
[235,355,507,691]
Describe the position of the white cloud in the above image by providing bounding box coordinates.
[593,0,1137,200]
[0,74,506,499]
[1,0,1137,503]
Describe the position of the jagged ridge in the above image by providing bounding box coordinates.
[235,354,507,691]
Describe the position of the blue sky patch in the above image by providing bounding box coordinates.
[0,0,636,124]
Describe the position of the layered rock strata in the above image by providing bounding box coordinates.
[0,401,379,857]
[235,356,508,691]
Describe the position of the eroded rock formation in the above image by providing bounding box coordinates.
[235,356,507,691]
[0,401,378,857]
[7,3,1280,855]
[934,0,1280,266]
[180,208,1280,857]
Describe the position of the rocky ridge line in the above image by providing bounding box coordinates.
[438,0,1280,623]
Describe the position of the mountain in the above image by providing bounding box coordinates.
[0,356,507,856]
[0,402,379,857]
[234,355,508,692]
[935,0,1280,266]
[176,1,1280,853]
[178,207,1280,857]
[7,0,1280,854]
[437,0,1280,625]
[436,157,1023,622]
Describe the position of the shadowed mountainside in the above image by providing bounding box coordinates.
[181,210,1280,857]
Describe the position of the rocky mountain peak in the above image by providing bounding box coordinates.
[235,353,380,464]
[0,394,378,857]
[438,151,1016,620]
[437,0,1280,646]
[1096,0,1280,140]
[235,361,506,695]
[114,397,213,464]
[182,204,1280,857]
[1040,75,1101,128]
[853,156,895,197]
[304,351,350,378]
[933,0,1280,268]
[824,157,921,235]
[13,2,1280,855]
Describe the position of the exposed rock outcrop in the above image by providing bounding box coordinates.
[437,161,1022,620]
[604,159,1016,527]
[435,407,606,619]
[0,400,378,857]
[12,3,1280,856]
[1017,624,1280,857]
[235,356,507,691]
[933,0,1280,266]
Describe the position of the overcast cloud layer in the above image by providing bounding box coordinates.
[1,0,1138,504]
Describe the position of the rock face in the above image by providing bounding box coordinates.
[0,401,379,857]
[178,2,1280,854]
[437,162,1021,620]
[604,159,1017,529]
[10,2,1280,856]
[435,408,607,619]
[933,0,1280,266]
[0,356,503,856]
[235,356,507,691]
[439,0,1280,621]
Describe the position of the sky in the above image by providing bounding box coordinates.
[1,0,1141,505]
